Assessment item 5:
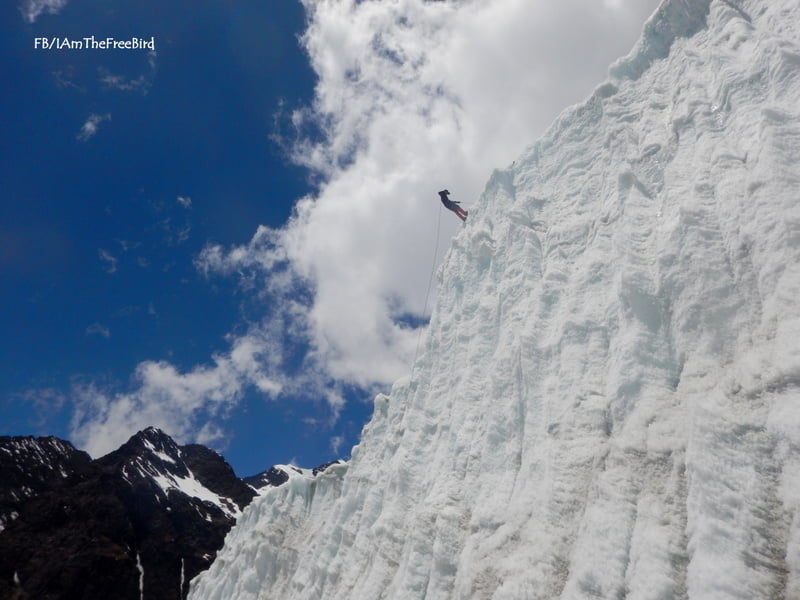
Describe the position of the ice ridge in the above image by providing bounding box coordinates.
[610,0,713,81]
[190,0,800,598]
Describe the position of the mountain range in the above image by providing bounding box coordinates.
[0,428,337,600]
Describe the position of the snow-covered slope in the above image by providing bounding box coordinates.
[190,0,800,598]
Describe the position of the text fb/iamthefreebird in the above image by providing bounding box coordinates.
[34,36,155,51]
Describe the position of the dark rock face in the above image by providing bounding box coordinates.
[312,459,342,477]
[0,428,342,600]
[242,460,343,492]
[0,428,257,600]
[181,444,256,512]
[0,436,93,532]
[242,465,291,489]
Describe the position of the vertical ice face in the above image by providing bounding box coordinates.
[190,0,800,598]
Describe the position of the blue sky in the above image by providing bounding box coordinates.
[2,0,660,477]
[1,0,332,476]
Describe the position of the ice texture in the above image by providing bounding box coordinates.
[190,0,800,598]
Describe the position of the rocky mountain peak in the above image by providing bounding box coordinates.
[0,429,259,600]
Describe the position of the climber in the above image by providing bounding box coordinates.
[438,189,468,222]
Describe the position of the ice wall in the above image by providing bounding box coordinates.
[190,0,800,598]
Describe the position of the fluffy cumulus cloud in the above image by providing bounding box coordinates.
[70,336,284,456]
[216,0,662,386]
[71,0,661,454]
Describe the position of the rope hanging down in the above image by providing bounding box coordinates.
[412,203,443,371]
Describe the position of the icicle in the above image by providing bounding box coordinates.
[180,557,185,599]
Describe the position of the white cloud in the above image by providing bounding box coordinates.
[20,0,67,23]
[99,51,158,94]
[78,113,111,142]
[177,196,192,209]
[98,248,118,273]
[69,336,285,457]
[330,435,345,455]
[215,0,662,387]
[20,388,66,428]
[99,72,150,93]
[85,322,111,338]
[72,0,662,454]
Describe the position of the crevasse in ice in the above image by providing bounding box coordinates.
[190,0,800,598]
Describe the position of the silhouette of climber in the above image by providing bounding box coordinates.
[438,189,467,221]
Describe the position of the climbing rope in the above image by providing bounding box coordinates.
[411,204,443,372]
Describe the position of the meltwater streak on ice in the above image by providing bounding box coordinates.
[190,0,800,598]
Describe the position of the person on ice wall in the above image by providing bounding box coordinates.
[438,189,468,221]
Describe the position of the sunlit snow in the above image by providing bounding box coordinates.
[151,470,242,519]
[142,438,178,465]
[136,552,145,600]
[190,0,800,598]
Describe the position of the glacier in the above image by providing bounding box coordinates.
[190,0,800,598]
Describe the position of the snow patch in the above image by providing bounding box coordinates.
[152,470,241,518]
[135,552,144,600]
[142,438,178,465]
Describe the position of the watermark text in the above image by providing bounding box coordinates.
[34,36,155,51]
